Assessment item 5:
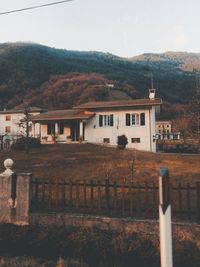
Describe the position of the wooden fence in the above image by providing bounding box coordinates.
[30,178,200,223]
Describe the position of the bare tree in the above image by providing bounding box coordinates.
[188,76,200,143]
[18,107,32,154]
[126,150,137,182]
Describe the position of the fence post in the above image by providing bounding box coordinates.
[105,176,110,212]
[196,182,200,223]
[159,167,173,267]
[0,159,16,223]
[15,172,32,225]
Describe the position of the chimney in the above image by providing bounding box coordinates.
[149,89,156,100]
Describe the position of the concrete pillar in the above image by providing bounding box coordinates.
[79,121,83,139]
[15,173,32,225]
[55,122,58,135]
[0,159,15,223]
[0,159,32,225]
[32,123,35,137]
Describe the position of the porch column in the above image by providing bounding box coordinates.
[79,121,84,140]
[55,122,58,135]
[39,123,41,139]
[32,123,35,137]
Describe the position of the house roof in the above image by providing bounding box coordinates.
[0,107,44,115]
[156,120,171,124]
[32,109,94,122]
[74,98,162,110]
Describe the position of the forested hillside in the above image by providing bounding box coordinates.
[0,42,198,115]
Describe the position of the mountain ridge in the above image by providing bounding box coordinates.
[0,42,198,113]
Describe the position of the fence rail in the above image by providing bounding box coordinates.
[30,178,200,223]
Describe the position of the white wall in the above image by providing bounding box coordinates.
[0,112,40,138]
[84,107,156,152]
[40,123,71,143]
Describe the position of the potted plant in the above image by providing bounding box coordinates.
[51,134,58,144]
[78,135,83,143]
[117,134,128,149]
[66,135,72,142]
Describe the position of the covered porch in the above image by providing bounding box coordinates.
[31,109,94,144]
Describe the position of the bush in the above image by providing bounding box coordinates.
[117,135,128,149]
[11,137,41,150]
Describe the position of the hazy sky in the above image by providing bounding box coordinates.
[0,0,200,57]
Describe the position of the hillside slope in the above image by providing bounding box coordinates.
[0,42,198,110]
[16,73,135,109]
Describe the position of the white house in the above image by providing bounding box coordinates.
[0,107,42,147]
[32,92,162,152]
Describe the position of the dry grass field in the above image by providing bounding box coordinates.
[0,144,200,183]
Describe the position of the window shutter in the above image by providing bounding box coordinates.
[126,113,130,126]
[140,113,145,126]
[99,115,103,127]
[110,114,114,126]
[47,123,51,135]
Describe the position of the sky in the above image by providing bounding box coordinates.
[0,0,200,57]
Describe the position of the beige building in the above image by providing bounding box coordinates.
[0,107,42,148]
[156,120,180,140]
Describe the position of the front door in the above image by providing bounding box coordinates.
[70,121,80,141]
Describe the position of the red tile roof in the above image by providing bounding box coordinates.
[74,98,162,110]
[32,109,94,122]
[0,107,44,114]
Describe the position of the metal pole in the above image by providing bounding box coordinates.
[159,167,173,267]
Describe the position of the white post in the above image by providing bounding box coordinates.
[32,123,35,138]
[159,168,173,267]
[55,122,58,135]
[79,121,83,140]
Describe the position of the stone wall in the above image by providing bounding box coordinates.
[29,212,200,239]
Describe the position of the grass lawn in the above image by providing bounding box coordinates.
[0,144,200,183]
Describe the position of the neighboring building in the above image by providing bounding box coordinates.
[0,107,43,147]
[156,120,180,140]
[32,93,162,152]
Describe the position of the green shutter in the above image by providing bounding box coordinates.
[140,113,145,125]
[47,123,51,135]
[99,115,103,127]
[126,113,130,126]
[110,114,114,126]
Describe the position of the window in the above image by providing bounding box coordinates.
[131,138,140,143]
[103,138,110,143]
[140,113,145,125]
[47,123,55,135]
[99,114,114,127]
[126,113,145,126]
[58,123,64,134]
[5,126,11,133]
[5,115,11,121]
[131,114,140,125]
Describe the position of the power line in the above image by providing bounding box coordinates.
[0,0,74,16]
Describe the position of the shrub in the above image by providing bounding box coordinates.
[11,137,41,150]
[117,135,128,149]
